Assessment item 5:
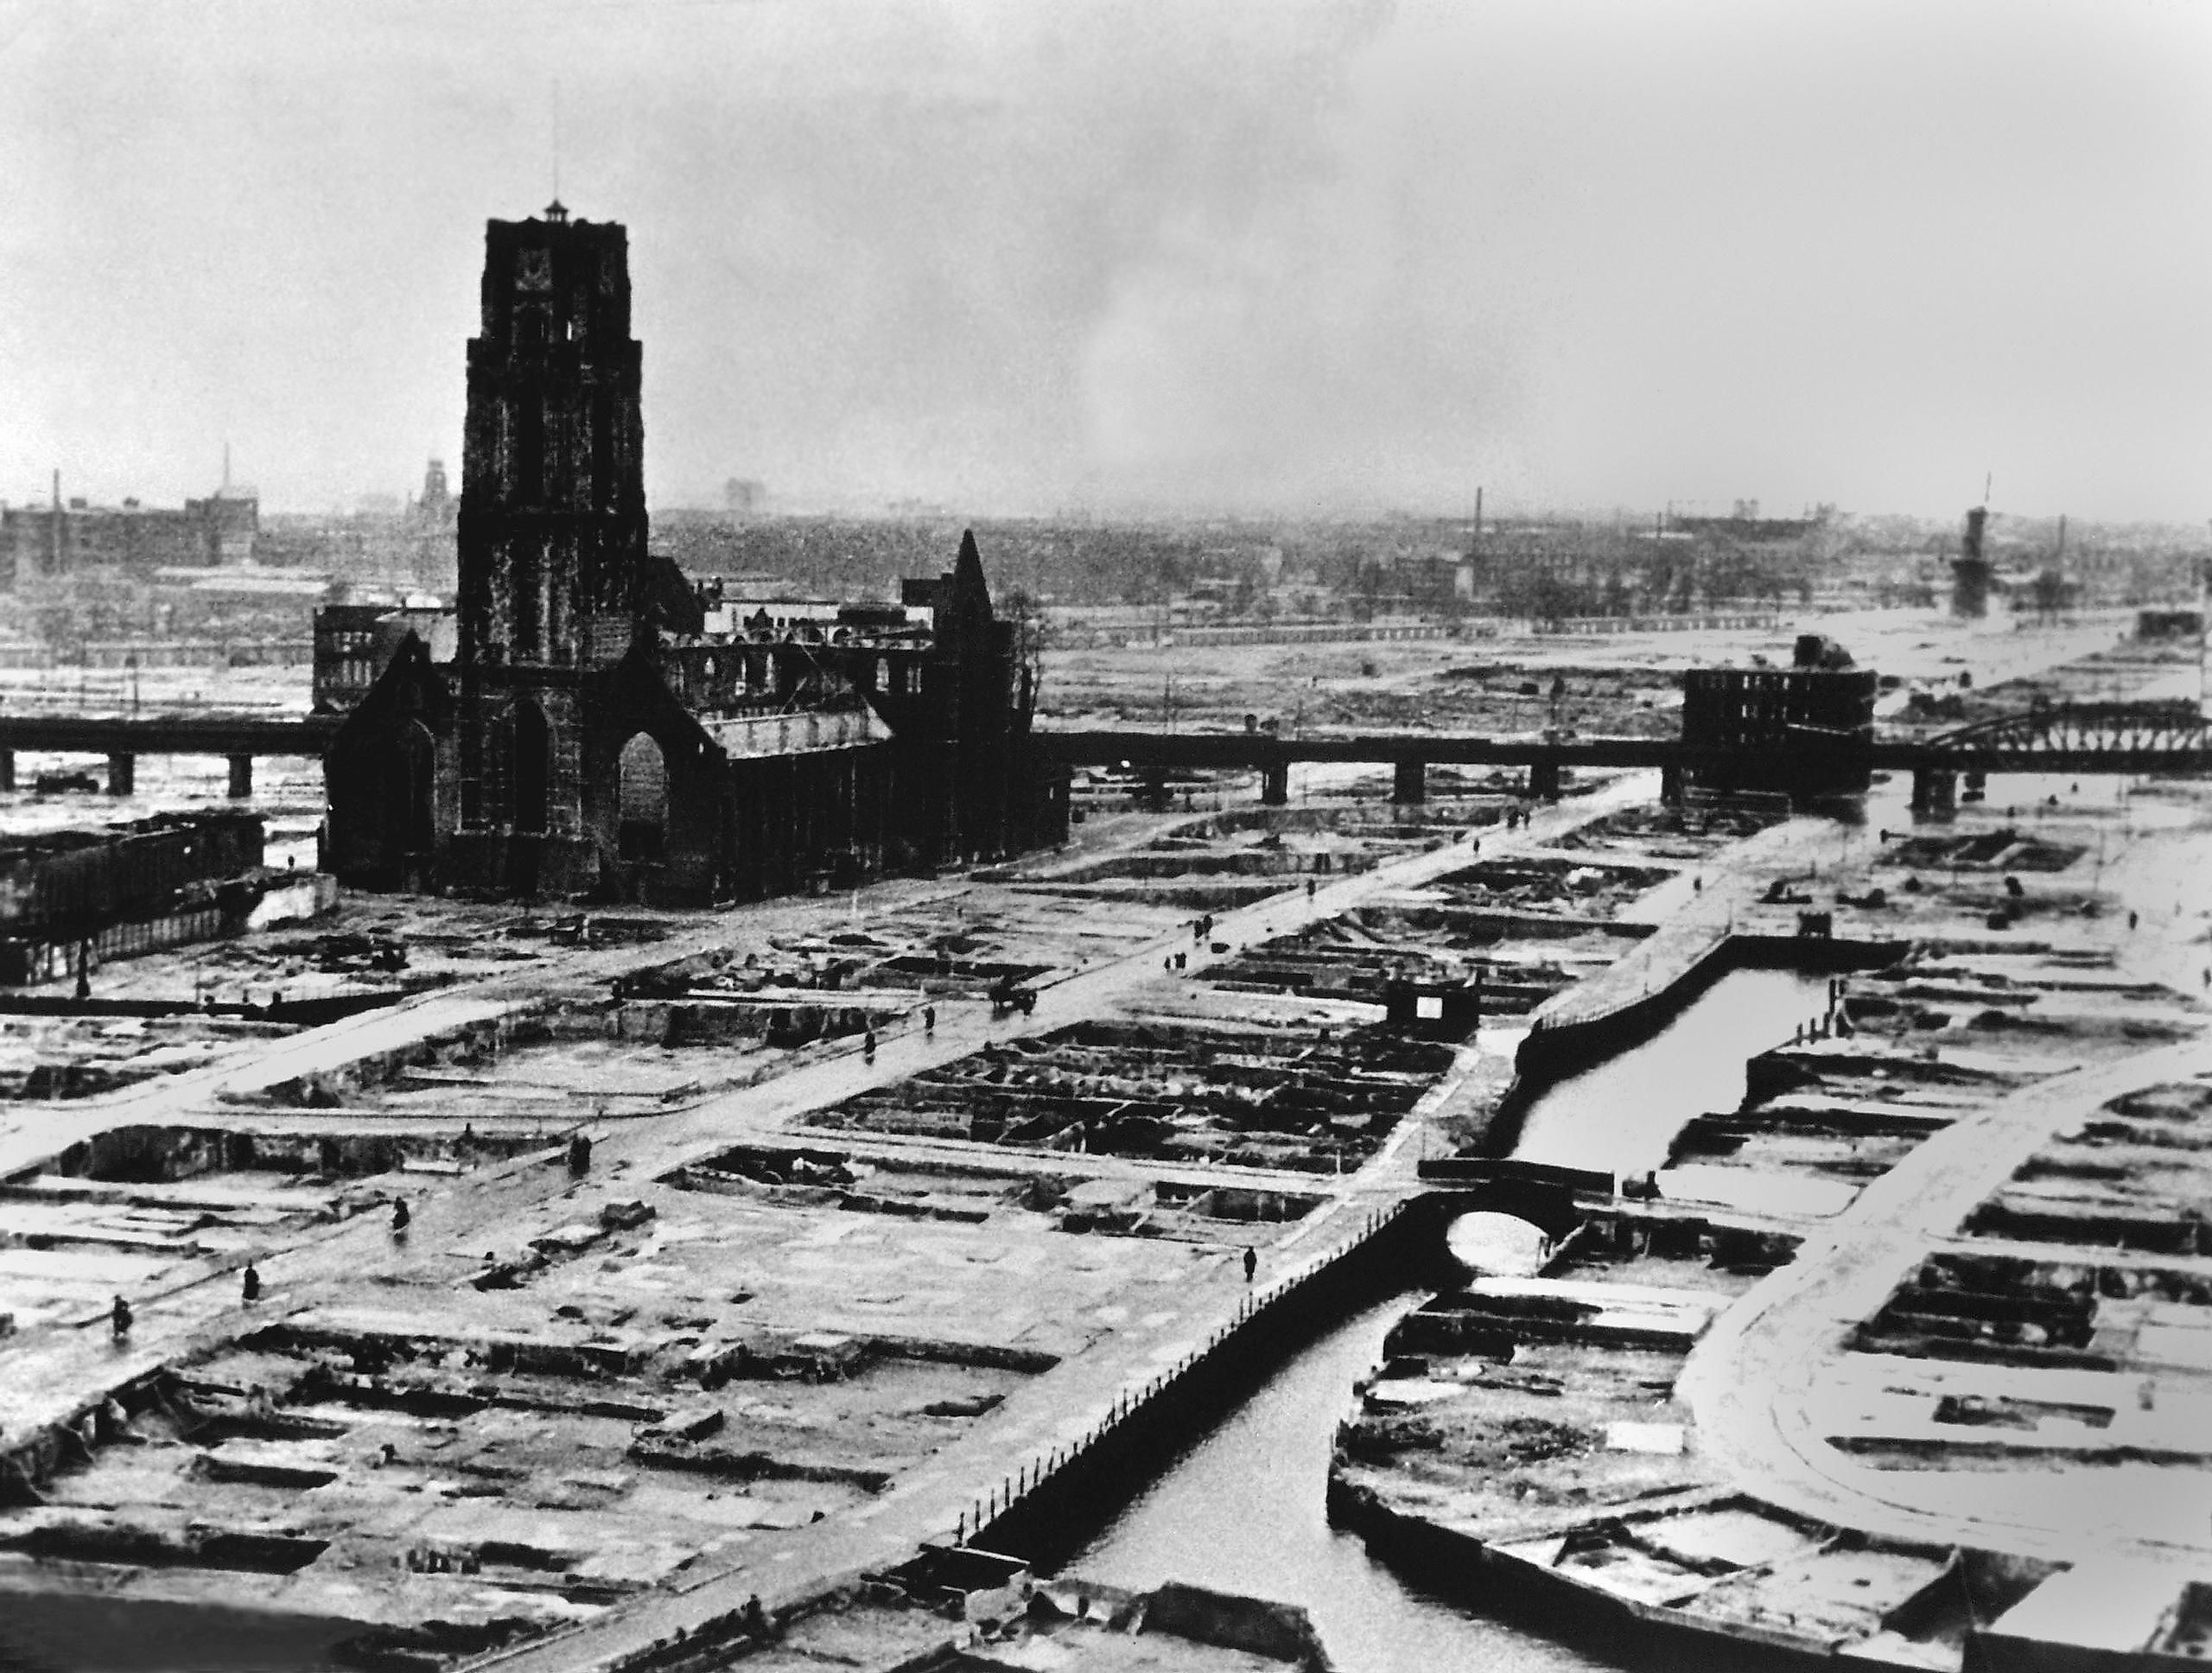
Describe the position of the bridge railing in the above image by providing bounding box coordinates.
[0,686,306,719]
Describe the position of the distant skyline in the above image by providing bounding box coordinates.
[4,0,2209,522]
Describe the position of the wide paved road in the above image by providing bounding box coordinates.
[1678,1032,2212,1563]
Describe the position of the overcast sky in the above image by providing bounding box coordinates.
[3,0,2208,521]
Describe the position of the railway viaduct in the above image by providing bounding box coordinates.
[0,699,2206,811]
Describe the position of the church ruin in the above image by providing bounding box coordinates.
[323,205,1066,904]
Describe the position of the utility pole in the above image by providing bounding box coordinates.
[2199,536,2209,720]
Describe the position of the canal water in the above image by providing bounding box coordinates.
[1063,1292,1624,1673]
[1512,965,1834,1180]
[1065,964,1831,1670]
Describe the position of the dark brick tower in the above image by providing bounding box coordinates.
[453,202,647,892]
[1952,506,1993,620]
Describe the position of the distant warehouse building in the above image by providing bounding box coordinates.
[314,601,458,712]
[0,482,257,588]
[0,811,329,987]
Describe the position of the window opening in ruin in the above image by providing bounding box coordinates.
[592,391,615,510]
[618,731,668,861]
[515,395,544,507]
[385,721,435,858]
[513,541,542,659]
[512,701,550,834]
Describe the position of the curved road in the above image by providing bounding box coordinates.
[1678,1032,2212,1563]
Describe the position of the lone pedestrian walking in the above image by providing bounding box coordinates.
[923,1004,936,1035]
[568,1132,592,1176]
[1242,1246,1257,1284]
[863,1029,878,1063]
[391,1198,410,1234]
[111,1295,132,1339]
[241,1263,261,1304]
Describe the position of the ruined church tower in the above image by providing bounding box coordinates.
[453,203,647,883]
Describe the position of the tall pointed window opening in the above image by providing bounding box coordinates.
[618,732,667,861]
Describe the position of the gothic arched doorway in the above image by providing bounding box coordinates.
[617,732,668,861]
[383,721,435,859]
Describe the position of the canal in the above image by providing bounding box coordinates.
[1063,964,1830,1670]
[1062,1291,1627,1672]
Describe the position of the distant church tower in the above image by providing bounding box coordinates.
[454,202,648,873]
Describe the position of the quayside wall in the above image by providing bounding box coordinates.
[1325,1485,1835,1671]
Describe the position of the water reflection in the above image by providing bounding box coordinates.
[1512,966,1833,1179]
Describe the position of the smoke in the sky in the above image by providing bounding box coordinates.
[3,0,2209,518]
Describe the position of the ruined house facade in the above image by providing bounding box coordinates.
[323,206,1066,904]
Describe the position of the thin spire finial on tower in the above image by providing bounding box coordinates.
[546,80,566,222]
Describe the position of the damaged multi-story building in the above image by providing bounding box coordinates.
[323,204,1066,904]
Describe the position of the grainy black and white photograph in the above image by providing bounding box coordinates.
[3,2,2210,1669]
